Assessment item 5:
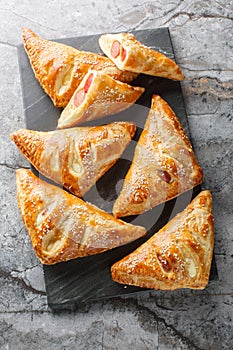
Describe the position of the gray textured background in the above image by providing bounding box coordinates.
[0,1,232,349]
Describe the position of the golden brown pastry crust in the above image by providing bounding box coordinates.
[16,169,146,265]
[111,190,214,290]
[58,70,144,128]
[99,33,184,81]
[11,122,136,197]
[22,28,138,107]
[113,95,203,217]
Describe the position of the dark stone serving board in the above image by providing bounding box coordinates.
[18,27,217,310]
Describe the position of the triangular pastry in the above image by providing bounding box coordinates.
[58,70,144,128]
[111,190,214,290]
[99,33,184,81]
[11,122,136,197]
[22,28,138,107]
[113,95,203,217]
[16,169,146,265]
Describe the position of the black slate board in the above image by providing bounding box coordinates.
[17,28,217,310]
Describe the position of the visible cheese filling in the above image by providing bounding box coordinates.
[42,230,65,254]
[68,140,85,177]
[49,147,60,172]
[185,258,197,277]
[36,201,58,227]
[55,64,74,96]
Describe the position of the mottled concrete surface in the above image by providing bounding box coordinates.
[0,1,232,349]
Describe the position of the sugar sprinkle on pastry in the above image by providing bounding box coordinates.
[58,70,144,128]
[113,94,203,217]
[11,122,136,197]
[99,32,184,81]
[16,169,146,265]
[22,28,138,107]
[111,190,214,290]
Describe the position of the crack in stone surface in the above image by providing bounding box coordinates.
[131,0,185,18]
[0,7,59,34]
[0,163,30,170]
[183,67,233,73]
[130,16,151,31]
[163,10,233,26]
[0,310,48,315]
[0,268,46,296]
[0,41,17,48]
[162,0,186,17]
[111,297,203,350]
[185,76,233,99]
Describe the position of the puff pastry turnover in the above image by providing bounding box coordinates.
[22,28,138,107]
[16,169,146,265]
[58,70,144,129]
[11,122,136,197]
[99,33,184,81]
[113,95,203,217]
[111,190,214,290]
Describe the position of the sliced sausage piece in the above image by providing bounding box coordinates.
[84,73,94,93]
[73,73,93,107]
[74,89,85,107]
[121,47,127,61]
[111,40,121,58]
[157,170,172,183]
